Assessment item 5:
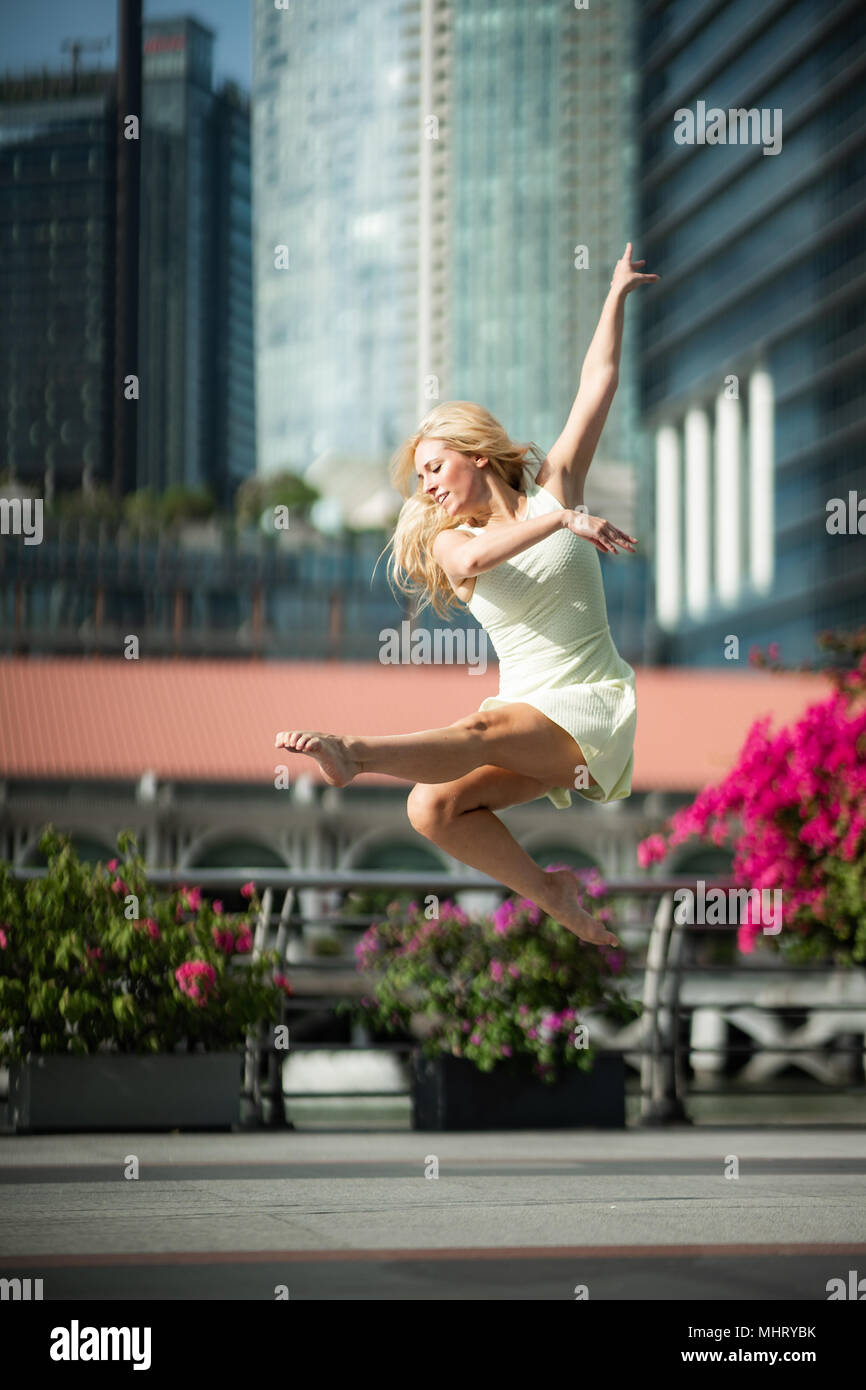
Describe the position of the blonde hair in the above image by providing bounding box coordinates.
[381,401,546,618]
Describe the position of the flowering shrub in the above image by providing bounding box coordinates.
[0,827,293,1062]
[638,633,866,965]
[339,867,641,1083]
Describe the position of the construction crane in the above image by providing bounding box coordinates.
[61,36,112,91]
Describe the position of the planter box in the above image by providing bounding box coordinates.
[9,1052,243,1133]
[411,1050,625,1130]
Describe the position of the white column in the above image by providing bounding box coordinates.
[684,407,711,619]
[655,425,681,630]
[749,369,774,593]
[714,389,742,605]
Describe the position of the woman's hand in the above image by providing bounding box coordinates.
[562,509,637,554]
[610,241,659,298]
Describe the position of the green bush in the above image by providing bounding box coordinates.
[0,828,293,1061]
[338,868,641,1083]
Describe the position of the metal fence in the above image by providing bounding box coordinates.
[11,867,866,1126]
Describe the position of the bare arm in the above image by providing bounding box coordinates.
[540,244,659,491]
[433,509,636,584]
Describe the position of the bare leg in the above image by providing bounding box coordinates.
[407,767,618,948]
[274,703,592,791]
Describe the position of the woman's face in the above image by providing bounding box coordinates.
[413,438,485,518]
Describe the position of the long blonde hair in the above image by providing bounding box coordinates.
[382,401,546,618]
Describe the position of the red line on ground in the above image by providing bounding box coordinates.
[5,1243,866,1267]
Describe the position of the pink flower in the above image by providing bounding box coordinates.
[212,926,234,953]
[212,900,223,916]
[235,927,253,953]
[501,1045,512,1057]
[489,960,504,982]
[637,833,667,868]
[274,972,294,996]
[184,886,203,911]
[145,918,160,939]
[111,877,128,895]
[175,960,217,1007]
[0,927,7,949]
[469,1032,482,1045]
[527,1027,539,1040]
[107,858,119,871]
[85,946,105,974]
[492,901,516,934]
[240,881,255,899]
[737,921,762,954]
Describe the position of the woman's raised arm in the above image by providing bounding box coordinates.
[540,244,659,493]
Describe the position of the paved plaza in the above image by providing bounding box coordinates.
[1,1123,864,1300]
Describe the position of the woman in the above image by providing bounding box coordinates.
[275,244,658,948]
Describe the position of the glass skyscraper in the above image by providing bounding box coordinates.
[0,21,255,511]
[252,0,646,656]
[0,71,116,495]
[253,0,425,472]
[638,0,866,666]
[140,18,255,504]
[252,0,641,476]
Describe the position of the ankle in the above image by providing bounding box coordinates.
[343,735,364,768]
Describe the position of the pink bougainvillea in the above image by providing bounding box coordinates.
[175,960,218,1007]
[638,643,866,963]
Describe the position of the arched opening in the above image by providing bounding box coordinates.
[532,844,600,872]
[189,839,286,870]
[26,833,115,868]
[341,839,446,921]
[185,837,288,914]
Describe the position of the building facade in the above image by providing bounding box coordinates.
[638,0,866,666]
[0,21,255,512]
[0,71,117,498]
[139,18,255,506]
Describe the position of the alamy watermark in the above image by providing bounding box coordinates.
[674,881,782,935]
[0,497,43,545]
[379,620,488,674]
[674,101,782,156]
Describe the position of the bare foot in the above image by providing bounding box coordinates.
[274,730,358,787]
[541,869,619,948]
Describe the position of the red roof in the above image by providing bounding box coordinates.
[0,658,834,792]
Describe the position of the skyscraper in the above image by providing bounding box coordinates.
[0,69,116,497]
[252,0,645,654]
[139,17,255,504]
[638,0,866,666]
[252,0,640,478]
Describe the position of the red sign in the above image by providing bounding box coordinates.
[144,35,186,54]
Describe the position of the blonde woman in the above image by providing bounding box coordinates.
[276,245,658,948]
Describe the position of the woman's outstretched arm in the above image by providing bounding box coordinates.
[541,243,659,492]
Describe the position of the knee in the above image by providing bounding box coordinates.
[407,784,455,837]
[453,711,492,737]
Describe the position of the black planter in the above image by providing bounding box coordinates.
[411,1049,625,1130]
[9,1051,244,1132]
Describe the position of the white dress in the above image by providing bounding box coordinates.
[455,476,637,809]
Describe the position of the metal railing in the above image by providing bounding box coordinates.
[10,867,866,1126]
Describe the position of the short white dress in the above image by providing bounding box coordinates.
[455,474,637,810]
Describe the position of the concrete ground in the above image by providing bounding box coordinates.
[1,1112,865,1300]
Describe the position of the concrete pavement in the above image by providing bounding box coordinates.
[1,1125,865,1299]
